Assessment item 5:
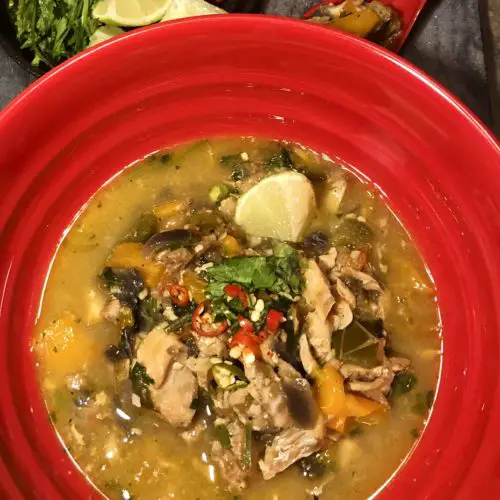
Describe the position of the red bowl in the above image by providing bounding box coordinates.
[0,15,499,500]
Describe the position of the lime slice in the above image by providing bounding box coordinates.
[93,0,168,26]
[234,171,317,242]
[88,25,125,46]
[161,0,227,21]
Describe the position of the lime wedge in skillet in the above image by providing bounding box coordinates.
[93,0,169,26]
[161,0,227,21]
[234,171,317,242]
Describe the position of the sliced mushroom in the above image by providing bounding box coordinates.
[332,299,353,330]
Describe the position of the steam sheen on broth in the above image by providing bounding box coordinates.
[34,138,441,500]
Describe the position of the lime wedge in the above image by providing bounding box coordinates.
[88,25,124,46]
[93,0,168,26]
[161,0,227,21]
[234,171,317,242]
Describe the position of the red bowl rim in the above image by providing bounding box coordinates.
[0,14,499,500]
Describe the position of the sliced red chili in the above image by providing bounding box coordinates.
[237,315,254,332]
[230,330,262,359]
[169,284,189,307]
[224,284,249,309]
[303,0,342,19]
[266,309,284,333]
[192,301,229,337]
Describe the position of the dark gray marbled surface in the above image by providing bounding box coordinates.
[264,0,492,127]
[0,0,494,131]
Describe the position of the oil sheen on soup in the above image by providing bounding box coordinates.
[34,138,441,500]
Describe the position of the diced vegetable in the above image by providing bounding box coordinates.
[315,365,348,432]
[331,218,373,249]
[38,312,97,378]
[106,243,164,288]
[116,305,135,329]
[182,270,207,303]
[85,287,106,325]
[323,178,348,214]
[209,183,232,204]
[153,199,189,219]
[211,363,249,391]
[220,235,241,257]
[230,329,262,359]
[345,393,383,417]
[265,309,284,333]
[189,211,224,233]
[332,9,380,37]
[314,365,383,433]
[238,316,254,332]
[124,213,159,243]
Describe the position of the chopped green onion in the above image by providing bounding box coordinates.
[211,363,248,391]
[242,423,252,469]
[209,183,231,204]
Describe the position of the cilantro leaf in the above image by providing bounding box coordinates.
[204,244,303,298]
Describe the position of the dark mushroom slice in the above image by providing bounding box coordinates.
[144,229,194,255]
[282,377,319,429]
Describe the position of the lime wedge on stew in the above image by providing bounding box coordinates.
[234,171,317,242]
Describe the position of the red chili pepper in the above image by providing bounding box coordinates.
[237,315,254,332]
[266,309,284,333]
[169,284,189,307]
[224,284,249,309]
[230,330,262,359]
[303,0,343,19]
[192,302,229,337]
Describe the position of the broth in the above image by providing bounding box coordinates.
[34,138,441,499]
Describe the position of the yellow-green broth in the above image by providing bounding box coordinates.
[34,138,441,500]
